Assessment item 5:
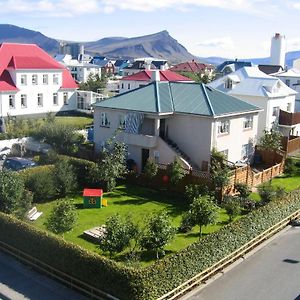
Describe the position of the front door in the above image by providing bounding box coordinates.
[159,119,166,139]
[141,148,150,172]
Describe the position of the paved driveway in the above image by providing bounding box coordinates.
[0,251,87,300]
[185,227,300,300]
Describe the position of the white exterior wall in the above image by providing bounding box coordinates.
[166,114,213,168]
[275,75,300,103]
[119,80,148,94]
[213,113,259,163]
[0,70,76,117]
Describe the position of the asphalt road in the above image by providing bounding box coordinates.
[0,251,87,300]
[185,227,300,300]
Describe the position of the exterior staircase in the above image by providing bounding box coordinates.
[164,138,199,170]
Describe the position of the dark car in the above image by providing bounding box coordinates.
[3,157,37,171]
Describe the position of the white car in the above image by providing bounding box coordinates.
[0,146,11,160]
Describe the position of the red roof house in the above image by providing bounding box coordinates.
[170,60,214,74]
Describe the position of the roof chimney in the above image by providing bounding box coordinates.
[151,70,160,82]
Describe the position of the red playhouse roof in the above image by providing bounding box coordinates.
[121,70,193,82]
[0,43,78,91]
[83,188,103,197]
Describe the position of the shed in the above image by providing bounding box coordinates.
[83,188,103,208]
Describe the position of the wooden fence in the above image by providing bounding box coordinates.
[282,135,300,154]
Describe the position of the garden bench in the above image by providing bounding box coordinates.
[27,206,43,221]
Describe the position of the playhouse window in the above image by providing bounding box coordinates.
[89,198,96,205]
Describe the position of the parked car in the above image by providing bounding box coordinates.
[0,146,11,160]
[3,157,37,171]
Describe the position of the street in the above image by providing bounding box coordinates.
[0,251,87,300]
[185,227,300,300]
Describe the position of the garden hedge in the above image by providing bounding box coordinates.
[1,190,300,299]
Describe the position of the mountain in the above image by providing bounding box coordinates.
[0,24,59,53]
[199,51,300,67]
[83,30,195,63]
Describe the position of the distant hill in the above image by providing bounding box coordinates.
[199,51,300,67]
[0,24,59,53]
[83,30,195,63]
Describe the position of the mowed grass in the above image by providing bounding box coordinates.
[33,184,232,265]
[54,116,93,129]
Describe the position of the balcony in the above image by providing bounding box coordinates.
[279,110,300,126]
[121,132,157,148]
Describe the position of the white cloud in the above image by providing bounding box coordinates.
[287,38,300,51]
[0,0,279,16]
[198,37,235,50]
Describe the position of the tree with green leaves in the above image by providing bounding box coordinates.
[257,129,283,151]
[169,157,185,185]
[45,200,77,234]
[140,211,175,259]
[0,170,25,214]
[223,196,241,222]
[189,197,218,238]
[79,73,107,92]
[14,190,33,220]
[53,159,77,197]
[99,214,138,258]
[91,138,127,191]
[210,149,231,203]
[185,184,209,204]
[144,158,158,179]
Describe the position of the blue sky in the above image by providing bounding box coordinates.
[1,0,300,58]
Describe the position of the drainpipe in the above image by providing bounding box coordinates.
[154,118,160,136]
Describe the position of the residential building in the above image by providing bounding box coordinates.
[122,57,168,76]
[77,90,107,113]
[94,81,260,172]
[258,65,284,75]
[55,54,101,83]
[91,57,115,75]
[209,66,299,137]
[119,69,193,94]
[114,59,130,76]
[59,42,82,59]
[0,43,78,118]
[215,60,253,78]
[170,60,214,77]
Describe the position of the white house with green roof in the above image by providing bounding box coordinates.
[93,81,261,172]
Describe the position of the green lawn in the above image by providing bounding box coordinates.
[33,184,232,265]
[54,116,93,129]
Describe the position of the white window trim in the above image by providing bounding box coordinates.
[53,93,58,106]
[217,120,230,135]
[100,112,110,127]
[21,94,27,108]
[243,116,253,130]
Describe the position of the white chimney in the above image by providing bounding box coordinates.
[145,62,151,70]
[80,44,84,55]
[151,70,160,82]
[160,64,166,71]
[270,33,286,68]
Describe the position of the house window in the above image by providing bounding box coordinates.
[37,93,43,107]
[77,96,84,109]
[32,74,38,85]
[53,93,58,105]
[128,83,131,90]
[243,116,253,130]
[287,103,292,112]
[121,83,124,89]
[21,75,27,85]
[9,95,15,109]
[100,112,110,127]
[224,78,233,89]
[272,106,279,117]
[241,143,253,160]
[63,92,68,105]
[217,120,230,134]
[53,74,59,85]
[286,79,290,87]
[21,94,27,108]
[119,115,126,130]
[43,74,48,84]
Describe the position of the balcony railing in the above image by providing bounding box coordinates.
[121,132,157,148]
[279,109,300,126]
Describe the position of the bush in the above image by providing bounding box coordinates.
[284,157,297,177]
[258,183,286,204]
[144,158,158,179]
[234,183,251,199]
[223,196,241,221]
[178,212,194,233]
[22,165,56,202]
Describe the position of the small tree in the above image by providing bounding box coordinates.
[91,138,127,191]
[79,73,107,92]
[53,159,77,197]
[189,197,218,238]
[99,214,138,258]
[178,211,194,233]
[210,149,231,203]
[0,170,25,214]
[284,157,297,177]
[45,200,77,234]
[169,157,185,185]
[14,190,33,220]
[140,211,175,259]
[257,129,283,151]
[185,184,209,204]
[234,183,251,199]
[223,196,241,222]
[144,158,158,179]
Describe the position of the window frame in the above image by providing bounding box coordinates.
[20,75,27,85]
[37,93,43,107]
[53,92,58,106]
[243,115,253,130]
[32,74,38,85]
[9,95,15,109]
[21,94,27,108]
[100,112,110,128]
[217,120,230,135]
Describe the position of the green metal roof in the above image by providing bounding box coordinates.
[94,81,260,116]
